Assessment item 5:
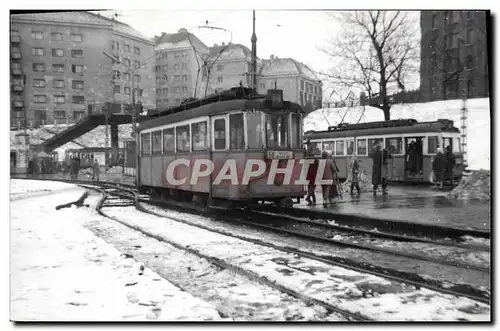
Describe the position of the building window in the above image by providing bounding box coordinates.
[452,11,460,22]
[51,32,63,41]
[124,87,131,95]
[451,33,460,48]
[31,31,43,40]
[33,79,46,88]
[155,65,160,72]
[124,44,130,52]
[113,70,121,80]
[217,64,224,71]
[299,91,304,106]
[11,49,21,58]
[174,87,180,93]
[72,95,85,104]
[12,78,23,86]
[71,49,83,58]
[175,99,181,105]
[112,41,118,51]
[125,58,131,67]
[70,34,82,42]
[300,80,304,90]
[432,14,438,29]
[182,75,188,82]
[466,29,475,44]
[134,75,141,83]
[34,95,47,103]
[182,63,187,70]
[35,110,47,124]
[73,111,85,121]
[133,47,140,55]
[53,111,66,120]
[182,86,188,93]
[11,62,21,70]
[11,29,19,37]
[52,48,64,57]
[134,60,141,68]
[114,85,120,94]
[174,63,179,70]
[53,94,65,104]
[53,80,65,88]
[217,76,223,83]
[32,48,45,56]
[467,79,474,97]
[174,75,180,81]
[124,72,131,81]
[260,83,265,89]
[162,65,168,72]
[72,80,84,89]
[162,88,168,95]
[72,65,84,74]
[52,64,65,73]
[466,11,473,20]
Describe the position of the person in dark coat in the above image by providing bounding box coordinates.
[92,159,100,181]
[369,141,390,195]
[328,154,341,201]
[27,159,34,177]
[350,157,361,195]
[305,156,319,205]
[432,148,447,189]
[444,145,456,182]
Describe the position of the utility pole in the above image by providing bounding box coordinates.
[251,10,257,95]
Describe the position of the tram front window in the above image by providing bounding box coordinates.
[266,114,289,148]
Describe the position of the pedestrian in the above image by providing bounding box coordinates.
[432,147,447,190]
[305,154,319,206]
[320,151,337,207]
[350,156,361,195]
[329,154,341,201]
[27,159,34,177]
[444,145,456,183]
[92,159,100,181]
[369,141,390,195]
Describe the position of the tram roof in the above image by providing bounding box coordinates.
[139,98,303,131]
[304,120,460,139]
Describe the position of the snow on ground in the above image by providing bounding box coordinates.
[140,203,490,295]
[10,179,80,201]
[104,206,490,321]
[10,181,223,321]
[305,98,490,171]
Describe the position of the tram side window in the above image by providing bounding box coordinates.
[247,112,263,149]
[163,128,175,152]
[322,141,334,155]
[335,140,345,156]
[428,136,439,154]
[291,114,301,149]
[192,121,208,151]
[176,125,190,152]
[368,138,384,152]
[385,137,403,154]
[213,118,226,150]
[152,131,162,154]
[454,137,461,153]
[141,133,151,155]
[357,139,367,155]
[266,114,288,148]
[346,140,355,155]
[308,141,321,155]
[230,113,245,150]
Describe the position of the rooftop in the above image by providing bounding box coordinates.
[154,29,208,51]
[259,56,320,81]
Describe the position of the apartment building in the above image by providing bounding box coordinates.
[420,11,489,101]
[154,29,209,109]
[10,11,155,128]
[257,55,323,114]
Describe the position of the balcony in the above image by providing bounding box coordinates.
[13,101,24,108]
[11,35,20,43]
[12,84,24,92]
[11,68,23,76]
[11,51,21,59]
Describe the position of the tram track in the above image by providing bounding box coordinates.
[11,177,491,306]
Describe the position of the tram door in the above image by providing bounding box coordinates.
[404,137,424,180]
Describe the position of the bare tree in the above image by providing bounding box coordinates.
[320,11,420,120]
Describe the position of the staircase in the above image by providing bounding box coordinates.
[39,116,100,152]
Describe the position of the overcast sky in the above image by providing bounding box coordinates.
[98,10,338,75]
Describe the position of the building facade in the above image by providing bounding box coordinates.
[10,11,155,128]
[154,29,209,109]
[257,56,322,114]
[420,10,489,102]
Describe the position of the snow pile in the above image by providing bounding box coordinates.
[306,98,490,171]
[448,170,491,201]
[107,166,124,174]
[10,179,75,193]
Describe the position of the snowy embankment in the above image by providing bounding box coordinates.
[10,179,79,201]
[10,180,223,321]
[305,98,490,171]
[104,206,490,321]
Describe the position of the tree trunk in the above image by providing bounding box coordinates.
[383,106,391,121]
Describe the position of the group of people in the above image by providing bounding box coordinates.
[68,153,100,181]
[304,140,392,207]
[431,145,456,189]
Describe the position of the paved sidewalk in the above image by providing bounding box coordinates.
[297,185,490,232]
[10,182,224,321]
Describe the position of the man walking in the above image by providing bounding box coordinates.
[369,141,390,195]
[92,159,100,181]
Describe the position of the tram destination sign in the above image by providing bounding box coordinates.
[266,150,294,160]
